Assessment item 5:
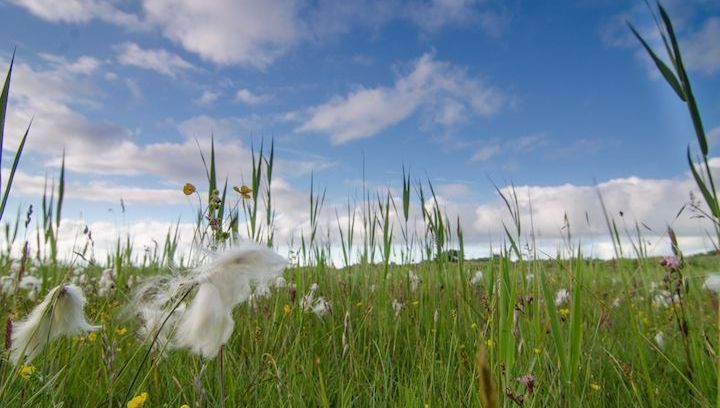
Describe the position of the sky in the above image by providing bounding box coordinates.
[0,0,719,263]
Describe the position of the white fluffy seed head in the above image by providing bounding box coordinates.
[10,284,99,365]
[133,241,287,359]
[554,289,570,306]
[703,273,720,294]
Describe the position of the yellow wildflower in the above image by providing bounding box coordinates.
[356,302,363,307]
[87,332,97,342]
[115,327,128,336]
[233,185,253,200]
[559,308,570,319]
[590,383,601,391]
[182,183,196,196]
[180,405,190,408]
[283,304,291,314]
[485,339,494,348]
[127,392,149,408]
[18,364,35,380]
[533,347,541,355]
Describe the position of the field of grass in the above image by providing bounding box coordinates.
[1,3,719,407]
[1,250,720,407]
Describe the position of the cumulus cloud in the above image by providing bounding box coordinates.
[409,0,510,35]
[1,57,333,209]
[196,90,220,106]
[116,42,194,77]
[235,88,271,104]
[10,0,510,69]
[4,56,130,155]
[297,53,506,144]
[602,2,720,75]
[141,0,301,68]
[472,145,500,161]
[9,0,144,28]
[683,17,720,75]
[11,170,187,205]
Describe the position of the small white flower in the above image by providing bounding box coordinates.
[526,273,534,283]
[19,276,41,302]
[249,284,271,309]
[654,331,665,349]
[98,268,116,297]
[554,289,570,306]
[1,275,16,295]
[301,284,319,311]
[275,276,287,288]
[703,273,720,294]
[612,297,621,308]
[470,271,483,286]
[311,297,331,316]
[10,284,99,364]
[126,275,137,289]
[392,299,403,318]
[408,270,421,293]
[652,290,678,309]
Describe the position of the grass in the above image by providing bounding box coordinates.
[1,2,719,407]
[2,253,720,407]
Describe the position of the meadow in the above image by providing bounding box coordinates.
[1,4,719,407]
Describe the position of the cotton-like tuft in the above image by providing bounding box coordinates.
[19,276,41,302]
[10,284,99,364]
[133,241,286,359]
[703,273,720,294]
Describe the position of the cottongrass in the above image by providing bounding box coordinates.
[703,273,720,293]
[133,241,286,358]
[655,331,665,349]
[98,268,116,297]
[470,271,483,286]
[10,283,99,364]
[18,276,41,302]
[408,270,421,292]
[554,289,569,306]
[392,299,403,319]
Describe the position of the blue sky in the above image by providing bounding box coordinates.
[0,0,719,260]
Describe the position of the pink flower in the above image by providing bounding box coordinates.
[660,256,680,271]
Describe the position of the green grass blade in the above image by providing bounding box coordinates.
[0,120,30,222]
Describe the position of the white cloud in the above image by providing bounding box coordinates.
[471,145,500,161]
[141,0,301,68]
[10,0,144,28]
[196,90,220,105]
[603,4,720,76]
[437,182,472,198]
[235,88,271,104]
[2,57,333,195]
[116,42,194,77]
[409,0,509,35]
[683,17,720,75]
[10,0,509,70]
[11,170,187,205]
[297,53,506,144]
[4,57,130,156]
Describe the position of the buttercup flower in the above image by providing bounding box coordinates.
[182,183,196,195]
[127,392,149,408]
